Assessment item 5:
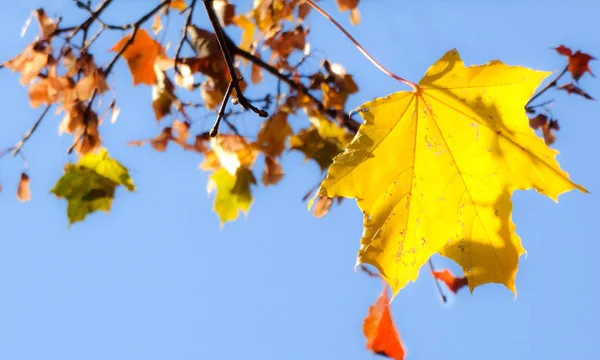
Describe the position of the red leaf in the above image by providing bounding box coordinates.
[363,285,405,360]
[555,45,573,57]
[568,51,595,80]
[558,83,595,100]
[431,269,468,294]
[556,46,595,80]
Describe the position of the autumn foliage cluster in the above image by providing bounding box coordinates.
[0,1,595,359]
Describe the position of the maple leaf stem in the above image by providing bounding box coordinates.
[201,0,268,126]
[12,104,51,157]
[304,0,418,91]
[428,259,447,303]
[210,81,235,137]
[525,66,568,109]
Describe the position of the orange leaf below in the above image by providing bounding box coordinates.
[431,269,468,294]
[363,286,405,360]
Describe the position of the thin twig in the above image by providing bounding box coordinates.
[61,0,113,41]
[0,147,16,158]
[428,259,447,303]
[210,81,235,137]
[233,46,360,133]
[175,0,197,75]
[12,105,51,157]
[525,66,568,109]
[304,0,417,90]
[359,264,382,279]
[201,0,268,120]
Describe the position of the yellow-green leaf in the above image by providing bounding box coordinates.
[318,49,587,298]
[207,167,256,225]
[290,115,353,171]
[51,148,135,225]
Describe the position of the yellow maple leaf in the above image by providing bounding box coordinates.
[318,49,587,297]
[207,167,256,225]
[232,15,255,54]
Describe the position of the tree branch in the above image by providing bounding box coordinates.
[12,105,51,157]
[174,0,197,75]
[233,46,361,133]
[200,0,268,121]
[525,66,568,110]
[210,81,234,137]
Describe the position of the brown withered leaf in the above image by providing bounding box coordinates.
[61,47,78,76]
[194,133,211,153]
[251,50,264,84]
[17,173,31,203]
[529,113,559,145]
[128,127,173,152]
[264,25,309,61]
[201,78,225,111]
[201,134,258,173]
[110,29,163,85]
[558,83,594,100]
[28,75,74,108]
[251,0,296,31]
[33,9,57,39]
[186,26,221,60]
[151,127,172,152]
[312,195,333,218]
[76,68,109,101]
[312,195,343,218]
[3,41,51,85]
[72,110,102,156]
[172,120,190,142]
[214,0,236,26]
[256,111,293,157]
[59,102,87,135]
[152,67,176,120]
[335,0,361,25]
[262,156,284,186]
[321,61,359,110]
[297,2,311,21]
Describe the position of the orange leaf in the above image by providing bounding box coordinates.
[110,29,163,85]
[431,269,468,294]
[17,173,31,202]
[170,0,187,11]
[363,286,405,360]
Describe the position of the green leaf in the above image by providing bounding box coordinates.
[207,167,256,225]
[51,148,135,225]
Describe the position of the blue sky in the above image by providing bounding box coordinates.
[0,0,598,359]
